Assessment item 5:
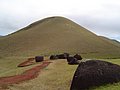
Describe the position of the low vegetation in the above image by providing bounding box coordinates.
[8,60,77,90]
[0,17,120,58]
[0,17,120,90]
[0,58,119,90]
[0,56,43,77]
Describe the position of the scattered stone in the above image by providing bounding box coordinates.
[67,57,79,65]
[35,56,44,62]
[50,55,58,60]
[56,53,69,59]
[74,54,82,60]
[50,53,69,60]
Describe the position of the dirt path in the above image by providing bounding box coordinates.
[17,58,35,67]
[0,61,51,87]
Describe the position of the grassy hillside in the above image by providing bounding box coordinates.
[0,16,120,58]
[100,36,120,47]
[0,35,3,39]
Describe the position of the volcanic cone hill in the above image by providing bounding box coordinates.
[0,16,120,58]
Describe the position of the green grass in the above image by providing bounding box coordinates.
[91,83,120,90]
[0,56,44,77]
[1,58,118,90]
[8,60,77,90]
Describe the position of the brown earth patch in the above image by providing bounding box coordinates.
[17,58,35,67]
[0,61,51,89]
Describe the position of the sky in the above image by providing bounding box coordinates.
[0,0,120,41]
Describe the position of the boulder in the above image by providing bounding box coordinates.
[74,54,82,60]
[56,53,69,59]
[64,53,69,58]
[67,57,79,65]
[35,56,44,62]
[50,55,58,60]
[70,60,120,90]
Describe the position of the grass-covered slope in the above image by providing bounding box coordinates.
[99,36,120,47]
[0,16,120,58]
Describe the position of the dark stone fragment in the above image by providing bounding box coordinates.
[70,60,120,90]
[35,56,44,62]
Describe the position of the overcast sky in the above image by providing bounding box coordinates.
[0,0,120,41]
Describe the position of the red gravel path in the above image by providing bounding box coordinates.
[0,61,51,85]
[17,58,35,67]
